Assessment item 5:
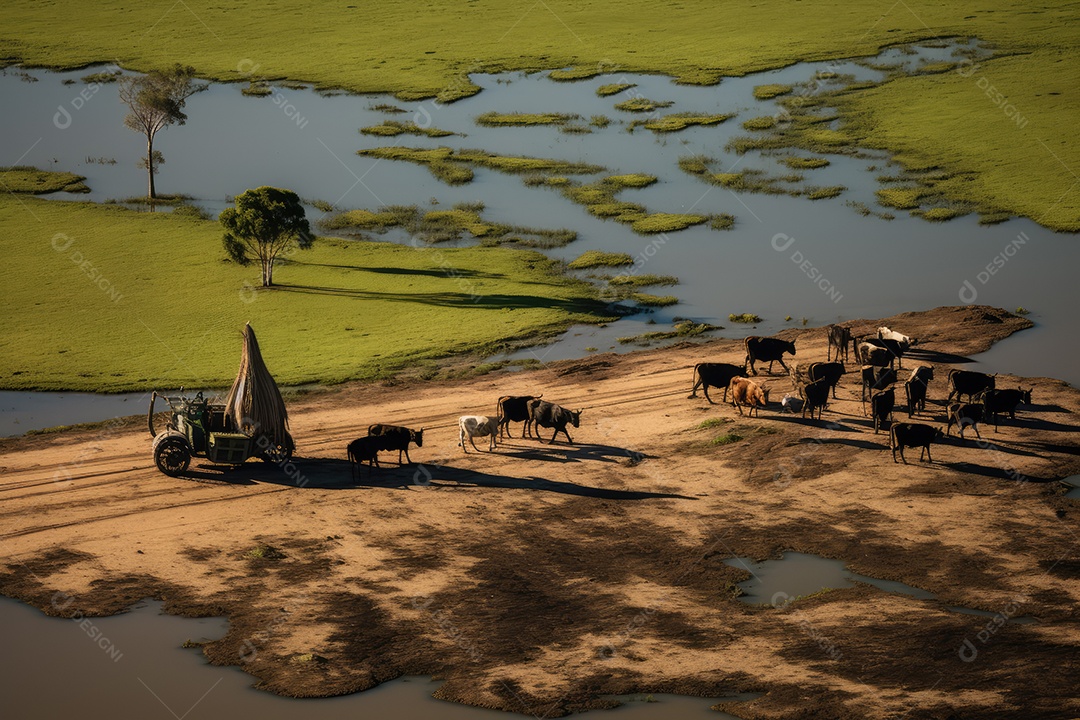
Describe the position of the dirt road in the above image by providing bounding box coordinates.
[2,305,1078,719]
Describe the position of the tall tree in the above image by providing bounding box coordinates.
[118,64,206,199]
[221,187,313,287]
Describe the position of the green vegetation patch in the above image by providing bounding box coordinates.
[0,195,610,392]
[875,187,930,210]
[358,146,603,185]
[241,81,273,96]
[914,207,965,222]
[805,185,846,200]
[617,320,718,346]
[783,156,831,169]
[711,433,744,446]
[549,66,603,81]
[360,120,455,137]
[1,166,89,194]
[597,83,636,97]
[603,174,658,188]
[475,111,581,127]
[632,293,679,307]
[754,84,793,99]
[631,213,707,234]
[729,313,763,324]
[607,274,678,288]
[568,251,633,269]
[81,69,121,83]
[639,112,734,133]
[742,115,777,131]
[615,97,675,113]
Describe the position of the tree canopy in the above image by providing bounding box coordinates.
[221,187,313,287]
[118,64,206,199]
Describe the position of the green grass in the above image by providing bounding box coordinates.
[80,69,121,83]
[360,120,455,137]
[614,98,674,113]
[597,83,636,97]
[915,207,965,221]
[1,166,90,194]
[607,274,678,287]
[875,187,930,210]
[742,115,777,131]
[603,174,657,188]
[711,433,743,446]
[697,417,734,430]
[782,156,831,169]
[754,84,793,99]
[709,214,735,230]
[617,320,718,345]
[358,146,603,185]
[631,293,679,307]
[728,313,762,323]
[638,112,733,133]
[631,213,707,234]
[568,251,633,269]
[475,111,581,126]
[805,185,845,200]
[241,80,272,96]
[0,194,610,392]
[548,66,603,81]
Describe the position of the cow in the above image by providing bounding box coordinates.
[947,370,995,402]
[878,326,918,347]
[808,361,845,399]
[744,336,796,376]
[861,365,897,403]
[346,436,380,481]
[869,387,895,434]
[858,341,894,369]
[859,337,908,368]
[459,415,498,452]
[528,400,582,444]
[367,423,424,464]
[801,379,830,420]
[946,402,983,439]
[904,365,934,417]
[826,324,852,364]
[982,387,1033,430]
[890,422,942,464]
[689,363,744,404]
[496,394,542,439]
[729,377,769,417]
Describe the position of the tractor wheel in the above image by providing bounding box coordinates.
[260,436,294,465]
[154,437,191,477]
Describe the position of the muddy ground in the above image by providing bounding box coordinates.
[1,305,1078,719]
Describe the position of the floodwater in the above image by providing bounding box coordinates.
[0,597,748,720]
[726,552,1035,623]
[1,37,1077,442]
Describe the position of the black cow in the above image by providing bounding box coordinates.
[802,379,830,420]
[861,365,897,403]
[497,394,542,439]
[946,403,983,439]
[808,361,845,399]
[367,423,424,464]
[347,436,380,481]
[869,387,895,434]
[863,336,909,368]
[947,369,995,402]
[982,387,1033,430]
[826,324,851,363]
[688,363,744,404]
[528,400,582,444]
[904,365,934,417]
[745,336,796,376]
[890,422,942,464]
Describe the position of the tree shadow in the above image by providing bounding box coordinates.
[272,284,607,313]
[905,348,976,364]
[284,260,509,281]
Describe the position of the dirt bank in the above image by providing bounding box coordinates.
[2,305,1078,719]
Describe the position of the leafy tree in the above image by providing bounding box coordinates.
[118,64,206,199]
[221,187,313,287]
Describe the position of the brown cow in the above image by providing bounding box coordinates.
[729,377,770,417]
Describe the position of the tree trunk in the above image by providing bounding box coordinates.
[147,135,156,199]
[262,257,273,287]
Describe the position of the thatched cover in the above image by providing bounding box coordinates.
[224,324,289,447]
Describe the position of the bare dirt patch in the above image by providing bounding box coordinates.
[1,305,1078,718]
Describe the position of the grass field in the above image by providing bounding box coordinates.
[0,195,610,392]
[1,1,1077,231]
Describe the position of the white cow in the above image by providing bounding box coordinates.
[458,415,498,453]
[877,326,918,347]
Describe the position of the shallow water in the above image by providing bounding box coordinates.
[1,42,1076,420]
[0,597,746,720]
[725,552,1035,623]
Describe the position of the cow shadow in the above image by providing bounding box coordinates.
[767,414,861,432]
[905,348,975,364]
[492,440,649,464]
[935,436,1041,457]
[939,461,1060,484]
[814,438,890,450]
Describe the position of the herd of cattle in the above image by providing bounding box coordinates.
[345,323,1034,477]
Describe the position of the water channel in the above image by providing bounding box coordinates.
[2,39,1078,436]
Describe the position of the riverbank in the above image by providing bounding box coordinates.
[2,305,1078,719]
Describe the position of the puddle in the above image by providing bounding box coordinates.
[2,39,1078,434]
[0,596,753,719]
[725,552,1035,623]
[1063,474,1080,500]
